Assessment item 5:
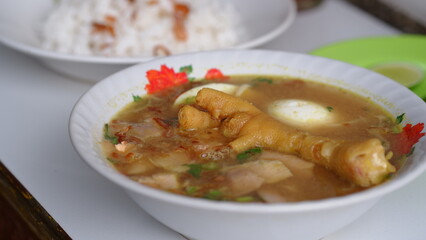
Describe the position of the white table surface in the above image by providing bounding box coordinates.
[1,0,425,239]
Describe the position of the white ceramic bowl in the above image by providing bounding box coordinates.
[69,50,426,240]
[0,0,296,82]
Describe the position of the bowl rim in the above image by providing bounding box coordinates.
[69,49,426,213]
[0,0,296,64]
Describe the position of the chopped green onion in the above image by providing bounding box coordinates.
[179,65,193,75]
[408,147,415,156]
[383,173,393,181]
[184,96,196,104]
[106,157,118,163]
[326,106,333,112]
[203,189,222,200]
[103,124,119,144]
[202,162,219,170]
[184,162,219,178]
[185,164,203,179]
[393,155,408,169]
[396,113,405,124]
[391,125,402,134]
[185,186,200,195]
[252,77,273,84]
[132,94,142,102]
[236,147,262,163]
[235,196,255,202]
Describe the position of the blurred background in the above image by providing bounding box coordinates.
[346,0,426,34]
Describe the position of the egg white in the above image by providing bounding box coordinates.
[174,83,239,106]
[268,99,333,128]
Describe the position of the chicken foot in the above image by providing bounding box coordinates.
[179,88,395,187]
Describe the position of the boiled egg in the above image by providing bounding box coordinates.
[174,83,238,106]
[268,99,333,128]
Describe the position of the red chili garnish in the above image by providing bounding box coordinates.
[204,68,228,81]
[145,65,189,94]
[392,123,425,155]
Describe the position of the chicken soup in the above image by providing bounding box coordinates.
[101,65,424,203]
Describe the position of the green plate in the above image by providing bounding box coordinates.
[310,35,426,99]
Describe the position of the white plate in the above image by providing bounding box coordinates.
[0,0,296,82]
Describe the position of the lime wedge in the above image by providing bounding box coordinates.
[370,62,424,88]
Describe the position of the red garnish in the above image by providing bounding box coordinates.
[205,68,228,81]
[392,123,425,155]
[91,22,115,37]
[104,15,116,24]
[145,65,188,94]
[173,3,190,41]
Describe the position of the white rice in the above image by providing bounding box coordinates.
[40,0,242,57]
